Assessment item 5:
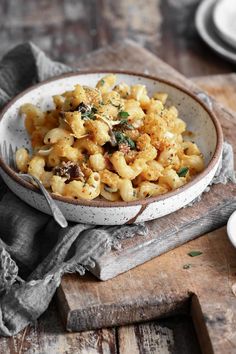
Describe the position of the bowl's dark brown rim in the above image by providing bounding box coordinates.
[0,70,223,208]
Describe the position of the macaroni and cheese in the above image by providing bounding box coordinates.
[16,75,204,202]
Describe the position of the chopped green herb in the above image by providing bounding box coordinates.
[81,107,97,120]
[177,167,189,177]
[126,136,136,149]
[114,131,136,149]
[183,263,192,269]
[81,113,95,120]
[118,111,130,118]
[114,131,126,146]
[100,79,105,86]
[119,118,134,130]
[188,251,202,257]
[77,102,97,120]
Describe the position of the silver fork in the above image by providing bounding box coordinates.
[0,141,68,228]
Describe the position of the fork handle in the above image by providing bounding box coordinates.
[21,174,68,228]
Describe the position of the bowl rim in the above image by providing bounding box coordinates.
[0,70,224,208]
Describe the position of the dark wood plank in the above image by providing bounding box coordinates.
[0,302,117,354]
[0,307,201,354]
[159,0,235,76]
[118,316,201,354]
[58,271,190,332]
[0,0,234,76]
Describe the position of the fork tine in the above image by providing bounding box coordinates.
[3,141,9,166]
[9,143,16,170]
[0,141,17,170]
[14,146,18,171]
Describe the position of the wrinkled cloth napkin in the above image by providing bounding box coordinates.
[0,43,235,337]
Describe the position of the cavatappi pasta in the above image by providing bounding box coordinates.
[16,75,204,202]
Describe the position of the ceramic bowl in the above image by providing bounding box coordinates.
[0,72,223,225]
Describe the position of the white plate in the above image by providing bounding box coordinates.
[213,0,236,49]
[227,210,236,248]
[195,0,236,63]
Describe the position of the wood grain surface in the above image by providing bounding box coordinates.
[0,305,199,354]
[0,0,234,77]
[118,317,200,354]
[59,226,236,354]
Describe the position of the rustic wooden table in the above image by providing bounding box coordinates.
[0,0,235,77]
[0,1,235,353]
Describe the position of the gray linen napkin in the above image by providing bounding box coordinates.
[0,43,235,337]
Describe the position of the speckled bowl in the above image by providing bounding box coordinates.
[0,72,223,225]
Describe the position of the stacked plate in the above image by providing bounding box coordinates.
[195,0,236,63]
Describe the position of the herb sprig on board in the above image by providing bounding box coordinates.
[188,251,202,257]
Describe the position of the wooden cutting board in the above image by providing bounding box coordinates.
[57,41,236,353]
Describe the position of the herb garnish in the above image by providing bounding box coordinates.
[188,251,202,257]
[77,103,97,120]
[118,118,134,130]
[100,79,105,86]
[81,107,97,120]
[177,167,189,177]
[114,131,136,149]
[118,111,130,118]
